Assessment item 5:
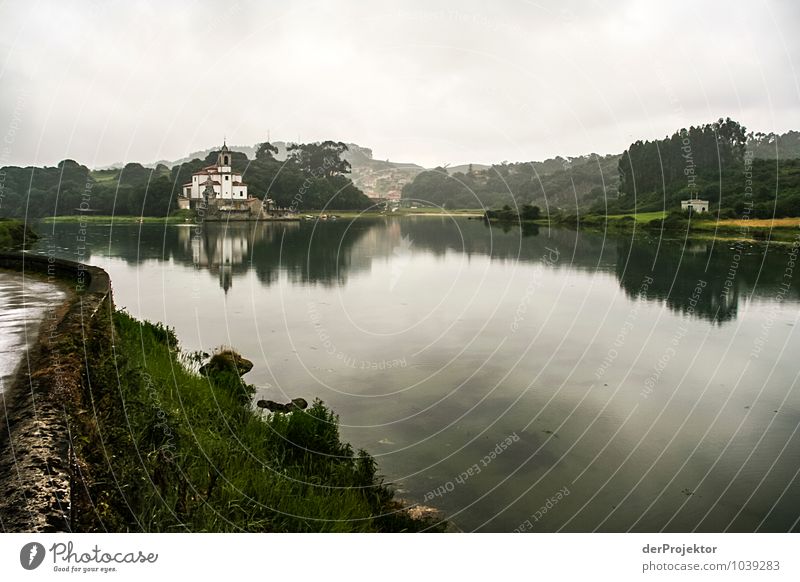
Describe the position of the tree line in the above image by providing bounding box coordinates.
[614,118,800,218]
[400,119,799,218]
[0,140,371,219]
[401,154,621,211]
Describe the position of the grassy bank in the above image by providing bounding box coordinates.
[74,309,439,532]
[482,208,800,241]
[0,218,37,249]
[541,211,800,238]
[42,212,191,224]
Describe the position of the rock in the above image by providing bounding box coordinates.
[257,398,308,413]
[291,398,308,410]
[199,350,253,377]
[256,400,284,412]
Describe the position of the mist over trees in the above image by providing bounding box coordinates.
[0,141,371,219]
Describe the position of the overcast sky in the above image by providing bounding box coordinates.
[1,0,798,169]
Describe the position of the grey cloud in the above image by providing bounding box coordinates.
[0,0,797,169]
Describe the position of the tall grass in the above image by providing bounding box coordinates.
[75,310,439,532]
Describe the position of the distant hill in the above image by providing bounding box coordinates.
[446,163,490,175]
[336,144,423,200]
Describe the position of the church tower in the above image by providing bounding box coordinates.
[217,141,231,172]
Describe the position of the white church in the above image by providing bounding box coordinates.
[180,143,248,205]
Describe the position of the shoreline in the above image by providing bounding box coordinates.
[485,213,800,242]
[38,211,800,242]
[40,210,486,223]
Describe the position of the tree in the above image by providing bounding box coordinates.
[255,142,279,161]
[287,141,351,178]
[521,204,540,220]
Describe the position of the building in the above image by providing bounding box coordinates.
[681,199,709,213]
[179,143,248,207]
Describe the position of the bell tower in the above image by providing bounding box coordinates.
[217,140,231,171]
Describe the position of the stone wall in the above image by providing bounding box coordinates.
[0,252,112,532]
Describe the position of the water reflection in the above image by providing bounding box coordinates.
[38,218,799,322]
[177,223,259,292]
[614,236,745,323]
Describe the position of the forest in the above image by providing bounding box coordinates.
[613,118,800,218]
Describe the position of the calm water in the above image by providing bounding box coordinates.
[34,217,800,532]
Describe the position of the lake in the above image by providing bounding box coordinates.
[33,217,800,532]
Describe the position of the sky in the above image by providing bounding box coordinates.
[1,0,798,169]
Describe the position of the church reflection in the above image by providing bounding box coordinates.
[177,222,272,293]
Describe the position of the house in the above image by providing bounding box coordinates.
[681,199,709,213]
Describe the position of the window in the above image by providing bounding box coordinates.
[225,175,229,181]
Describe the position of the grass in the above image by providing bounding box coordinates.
[0,218,37,249]
[90,169,121,184]
[606,210,667,223]
[602,212,800,231]
[74,309,439,532]
[42,214,190,224]
[548,210,800,239]
[692,217,800,230]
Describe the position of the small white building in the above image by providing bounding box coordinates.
[181,143,248,202]
[681,199,709,213]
